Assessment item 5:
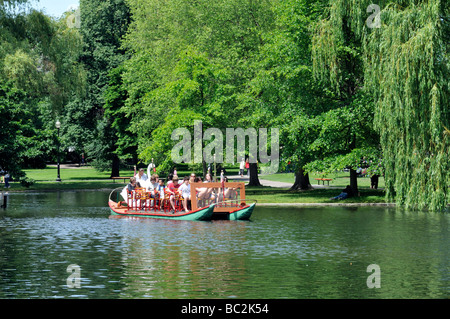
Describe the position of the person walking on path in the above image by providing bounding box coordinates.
[239,158,245,177]
[4,172,10,188]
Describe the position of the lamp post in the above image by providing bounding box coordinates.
[213,154,216,182]
[55,120,61,182]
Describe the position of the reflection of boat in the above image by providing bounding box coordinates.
[108,200,215,221]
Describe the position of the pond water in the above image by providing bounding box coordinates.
[0,190,449,299]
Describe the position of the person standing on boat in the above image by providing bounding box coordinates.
[147,158,156,178]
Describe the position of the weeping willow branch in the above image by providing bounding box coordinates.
[313,0,449,211]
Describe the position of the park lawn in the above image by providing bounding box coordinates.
[261,172,385,189]
[22,166,222,181]
[245,186,387,204]
[22,166,135,181]
[13,180,122,191]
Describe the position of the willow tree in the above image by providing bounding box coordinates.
[313,0,449,210]
[311,0,379,196]
[366,0,449,211]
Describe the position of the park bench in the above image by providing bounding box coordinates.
[110,177,132,183]
[315,178,333,185]
[110,177,166,183]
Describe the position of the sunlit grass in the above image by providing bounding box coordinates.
[22,166,134,181]
[245,186,386,204]
[260,171,385,189]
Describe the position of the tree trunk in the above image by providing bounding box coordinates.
[110,154,120,178]
[350,168,359,196]
[290,168,312,190]
[349,135,359,196]
[202,160,207,178]
[248,162,262,186]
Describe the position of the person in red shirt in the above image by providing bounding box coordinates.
[167,175,180,213]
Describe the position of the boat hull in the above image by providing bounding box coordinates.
[109,201,215,221]
[228,203,256,220]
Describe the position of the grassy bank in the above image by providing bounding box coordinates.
[2,166,387,204]
[261,172,385,189]
[245,186,386,204]
[22,166,135,181]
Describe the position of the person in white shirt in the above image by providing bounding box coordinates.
[147,158,156,178]
[239,158,245,177]
[135,168,148,187]
[178,176,191,213]
[150,174,159,192]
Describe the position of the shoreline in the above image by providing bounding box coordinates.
[258,202,396,207]
[4,187,394,207]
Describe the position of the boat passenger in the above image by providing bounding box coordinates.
[166,173,174,187]
[167,175,180,213]
[157,179,165,195]
[126,177,141,209]
[153,179,165,210]
[197,173,214,207]
[135,168,148,187]
[223,177,237,202]
[146,175,156,197]
[179,176,191,213]
[127,177,139,192]
[151,174,159,189]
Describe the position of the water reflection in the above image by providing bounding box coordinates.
[109,218,250,298]
[0,191,449,298]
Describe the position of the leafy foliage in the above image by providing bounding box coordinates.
[364,0,449,210]
[312,0,449,210]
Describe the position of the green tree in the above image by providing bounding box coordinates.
[364,0,449,210]
[78,0,131,176]
[310,0,383,195]
[121,0,275,181]
[246,0,333,189]
[312,0,449,210]
[0,80,37,176]
[1,4,86,172]
[103,65,137,175]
